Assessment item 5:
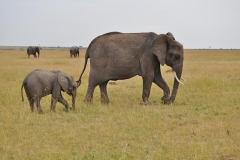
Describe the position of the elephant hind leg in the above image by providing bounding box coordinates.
[99,80,109,104]
[141,75,154,105]
[36,100,44,114]
[84,88,94,104]
[29,99,34,112]
[84,83,98,104]
[85,73,108,104]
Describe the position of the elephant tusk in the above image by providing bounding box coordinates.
[181,77,186,81]
[174,72,184,85]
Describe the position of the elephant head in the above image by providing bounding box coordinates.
[58,73,77,110]
[152,34,184,103]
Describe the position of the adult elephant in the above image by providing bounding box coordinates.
[27,46,40,58]
[70,46,79,58]
[77,32,184,105]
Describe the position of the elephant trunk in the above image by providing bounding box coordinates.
[71,90,76,110]
[170,64,183,103]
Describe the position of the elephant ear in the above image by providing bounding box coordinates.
[166,32,175,40]
[58,72,71,93]
[152,34,172,66]
[58,72,77,93]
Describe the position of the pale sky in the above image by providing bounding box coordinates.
[0,0,239,49]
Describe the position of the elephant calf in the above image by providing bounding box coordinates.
[21,69,77,114]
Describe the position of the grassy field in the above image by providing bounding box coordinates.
[0,49,239,160]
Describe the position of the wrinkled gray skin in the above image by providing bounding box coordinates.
[77,32,184,104]
[27,46,40,58]
[70,46,79,58]
[21,69,77,114]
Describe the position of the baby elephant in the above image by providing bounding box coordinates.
[21,69,77,114]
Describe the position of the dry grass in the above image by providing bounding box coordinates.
[0,49,240,159]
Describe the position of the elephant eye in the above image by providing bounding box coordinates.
[174,54,180,60]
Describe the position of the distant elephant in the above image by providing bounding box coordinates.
[77,32,184,105]
[27,46,40,58]
[70,46,79,58]
[21,69,77,114]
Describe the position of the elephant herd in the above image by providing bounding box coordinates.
[21,31,185,114]
[26,46,80,58]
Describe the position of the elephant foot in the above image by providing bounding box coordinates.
[38,110,44,114]
[64,105,69,112]
[50,107,56,112]
[170,96,176,103]
[84,94,93,104]
[70,106,75,110]
[84,99,93,105]
[101,99,109,104]
[164,99,172,105]
[161,96,172,105]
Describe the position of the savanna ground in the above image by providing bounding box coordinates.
[0,49,239,160]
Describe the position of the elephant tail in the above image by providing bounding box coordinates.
[76,49,89,88]
[21,82,25,102]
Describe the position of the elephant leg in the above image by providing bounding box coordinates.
[84,86,96,104]
[29,99,34,112]
[57,94,69,112]
[50,97,54,111]
[85,79,99,104]
[36,100,44,114]
[141,76,153,105]
[50,96,58,112]
[153,73,171,104]
[99,80,109,104]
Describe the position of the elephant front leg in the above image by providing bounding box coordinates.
[50,97,58,112]
[57,94,69,112]
[153,73,171,104]
[99,80,109,104]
